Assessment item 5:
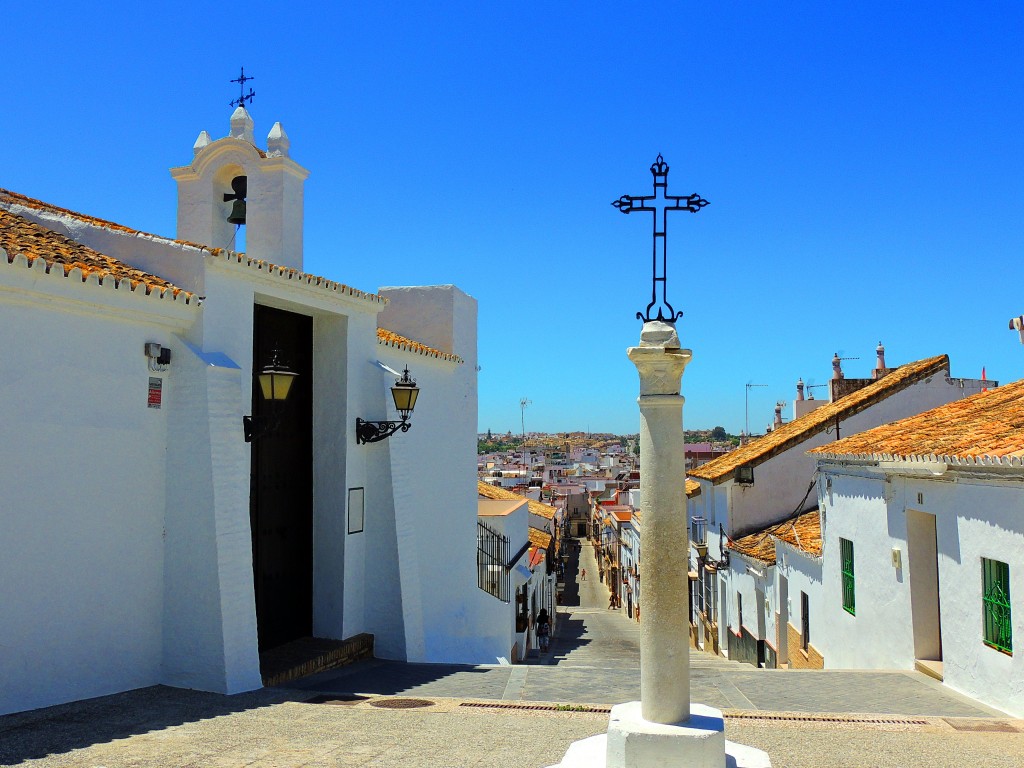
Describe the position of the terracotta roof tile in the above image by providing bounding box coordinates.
[478,481,556,520]
[685,479,701,497]
[728,509,821,565]
[0,207,195,302]
[377,328,464,364]
[528,527,552,550]
[0,188,386,307]
[809,377,1024,466]
[690,355,950,484]
[0,188,225,255]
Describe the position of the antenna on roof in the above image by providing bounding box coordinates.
[519,398,532,440]
[745,383,768,438]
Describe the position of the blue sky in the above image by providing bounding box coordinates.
[6,3,1022,435]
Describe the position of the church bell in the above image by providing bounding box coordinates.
[227,199,247,225]
[224,176,247,225]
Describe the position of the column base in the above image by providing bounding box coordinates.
[546,702,771,768]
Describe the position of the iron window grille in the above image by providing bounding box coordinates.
[801,592,810,650]
[477,520,511,603]
[840,538,856,616]
[982,558,1012,654]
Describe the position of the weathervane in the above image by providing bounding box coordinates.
[229,67,255,109]
[613,155,708,323]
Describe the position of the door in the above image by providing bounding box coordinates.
[907,510,942,663]
[250,304,314,651]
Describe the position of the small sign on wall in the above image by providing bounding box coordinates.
[148,377,163,409]
[348,487,364,534]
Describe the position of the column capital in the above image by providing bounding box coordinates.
[628,321,691,396]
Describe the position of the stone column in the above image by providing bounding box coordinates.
[627,320,691,725]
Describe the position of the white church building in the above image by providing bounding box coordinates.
[0,106,506,716]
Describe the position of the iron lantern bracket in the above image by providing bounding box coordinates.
[356,417,412,445]
[244,413,281,443]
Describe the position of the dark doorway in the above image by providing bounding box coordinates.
[250,304,313,651]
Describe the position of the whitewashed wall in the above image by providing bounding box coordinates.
[817,471,915,670]
[0,271,193,715]
[726,373,978,539]
[776,544,823,664]
[375,286,509,663]
[818,467,1024,716]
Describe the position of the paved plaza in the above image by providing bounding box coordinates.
[2,539,1021,767]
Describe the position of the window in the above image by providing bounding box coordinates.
[840,538,856,615]
[982,558,1012,653]
[737,592,743,630]
[705,570,717,623]
[696,567,706,615]
[801,591,810,650]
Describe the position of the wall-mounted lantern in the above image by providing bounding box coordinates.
[356,366,420,444]
[244,347,298,442]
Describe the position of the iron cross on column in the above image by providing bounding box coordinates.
[613,155,708,323]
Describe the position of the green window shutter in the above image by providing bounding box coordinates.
[840,538,855,616]
[982,558,1012,653]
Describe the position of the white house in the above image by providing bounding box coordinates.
[477,482,557,660]
[687,353,991,664]
[808,378,1024,716]
[0,106,501,716]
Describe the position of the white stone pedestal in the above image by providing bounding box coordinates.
[547,702,771,768]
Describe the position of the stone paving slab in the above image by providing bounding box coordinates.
[2,686,1022,768]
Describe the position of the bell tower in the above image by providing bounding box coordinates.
[170,106,310,271]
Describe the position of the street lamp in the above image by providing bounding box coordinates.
[356,366,421,444]
[244,348,298,442]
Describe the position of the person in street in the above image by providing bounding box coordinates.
[580,567,587,581]
[608,591,617,609]
[537,609,550,652]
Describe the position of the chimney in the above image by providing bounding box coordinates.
[872,341,888,379]
[832,353,844,380]
[796,378,805,401]
[774,402,783,429]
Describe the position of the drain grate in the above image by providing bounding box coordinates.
[725,712,929,726]
[943,718,1021,733]
[460,702,611,714]
[369,698,435,709]
[304,694,370,705]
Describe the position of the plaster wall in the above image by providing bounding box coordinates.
[775,544,823,665]
[311,312,349,640]
[727,374,972,539]
[819,467,1023,715]
[373,286,508,663]
[0,292,180,715]
[930,477,1024,716]
[162,341,262,694]
[817,471,916,671]
[724,557,772,660]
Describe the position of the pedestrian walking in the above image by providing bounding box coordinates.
[580,567,587,581]
[537,609,550,652]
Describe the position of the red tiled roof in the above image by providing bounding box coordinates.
[690,355,950,484]
[0,188,386,307]
[478,481,556,520]
[377,328,463,363]
[0,207,195,302]
[809,377,1024,467]
[728,509,821,565]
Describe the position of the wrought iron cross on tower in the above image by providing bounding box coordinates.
[613,155,708,322]
[230,67,255,109]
